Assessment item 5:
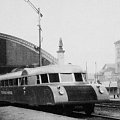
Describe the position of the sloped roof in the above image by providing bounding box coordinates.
[102,63,115,69]
[100,63,116,73]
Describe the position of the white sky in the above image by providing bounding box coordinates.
[0,0,120,73]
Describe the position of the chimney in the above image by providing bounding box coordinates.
[57,38,65,65]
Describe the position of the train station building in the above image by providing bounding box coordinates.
[0,33,58,74]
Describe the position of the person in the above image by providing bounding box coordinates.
[97,80,102,84]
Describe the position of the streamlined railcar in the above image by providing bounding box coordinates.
[0,64,109,115]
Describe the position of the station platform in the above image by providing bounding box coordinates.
[110,95,120,101]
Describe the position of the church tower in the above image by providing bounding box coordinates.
[57,38,65,65]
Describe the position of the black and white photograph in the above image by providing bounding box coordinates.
[0,0,120,120]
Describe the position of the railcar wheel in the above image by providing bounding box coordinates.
[53,105,74,115]
[83,103,94,116]
[63,105,74,115]
[54,106,64,114]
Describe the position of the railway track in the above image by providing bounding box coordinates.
[95,101,120,108]
[94,101,120,120]
[40,105,120,120]
[92,113,120,120]
[0,104,120,120]
[14,103,120,120]
[72,111,120,120]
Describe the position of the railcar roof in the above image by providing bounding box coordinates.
[22,64,85,76]
[0,71,22,80]
[0,65,85,80]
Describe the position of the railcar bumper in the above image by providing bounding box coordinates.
[63,84,109,103]
[49,84,109,105]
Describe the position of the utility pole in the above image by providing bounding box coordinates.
[95,61,97,83]
[24,0,43,66]
[86,62,88,80]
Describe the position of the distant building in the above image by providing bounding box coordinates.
[96,41,120,97]
[98,63,117,82]
[98,40,120,81]
[98,64,119,97]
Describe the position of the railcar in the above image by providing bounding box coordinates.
[0,64,109,115]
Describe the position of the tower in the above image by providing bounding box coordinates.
[115,40,120,73]
[57,38,65,65]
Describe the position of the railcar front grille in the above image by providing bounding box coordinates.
[64,85,97,102]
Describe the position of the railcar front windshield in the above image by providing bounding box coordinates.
[49,73,59,82]
[74,73,83,82]
[60,73,73,82]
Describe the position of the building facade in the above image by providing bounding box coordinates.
[0,33,57,74]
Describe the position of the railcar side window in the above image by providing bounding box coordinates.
[5,80,9,86]
[1,81,4,86]
[49,73,59,82]
[20,78,24,85]
[25,77,28,85]
[74,73,83,82]
[13,78,18,86]
[41,74,48,83]
[60,73,73,82]
[19,77,28,85]
[19,78,22,85]
[28,76,37,85]
[37,75,40,84]
[9,79,13,86]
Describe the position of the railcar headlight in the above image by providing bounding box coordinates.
[57,85,60,89]
[59,89,64,95]
[57,86,64,95]
[99,87,104,94]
